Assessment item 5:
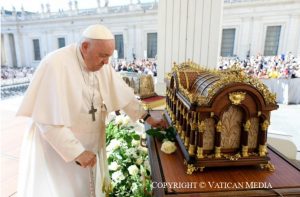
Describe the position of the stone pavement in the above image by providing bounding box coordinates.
[0,96,30,197]
[269,104,300,152]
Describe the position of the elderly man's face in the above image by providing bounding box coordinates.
[81,39,115,72]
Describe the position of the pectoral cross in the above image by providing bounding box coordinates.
[89,103,97,121]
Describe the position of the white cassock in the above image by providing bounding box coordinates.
[17,44,146,197]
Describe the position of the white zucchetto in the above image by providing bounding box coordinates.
[82,24,114,40]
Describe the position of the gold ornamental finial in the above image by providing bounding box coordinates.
[244,120,251,132]
[216,121,223,132]
[197,147,204,159]
[261,120,270,131]
[260,161,275,171]
[199,121,205,133]
[186,164,197,175]
[229,92,246,105]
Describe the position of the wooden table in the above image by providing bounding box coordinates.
[147,112,300,196]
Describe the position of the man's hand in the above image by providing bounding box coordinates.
[146,116,168,129]
[75,150,96,168]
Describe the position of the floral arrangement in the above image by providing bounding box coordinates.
[146,126,177,154]
[106,114,152,197]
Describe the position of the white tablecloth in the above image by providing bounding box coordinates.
[261,78,300,104]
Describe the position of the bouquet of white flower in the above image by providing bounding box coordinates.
[106,116,152,197]
[146,126,177,154]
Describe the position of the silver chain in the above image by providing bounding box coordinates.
[76,46,96,107]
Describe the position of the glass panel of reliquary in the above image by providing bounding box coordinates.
[199,76,217,91]
[221,105,243,149]
[203,118,215,151]
[248,117,259,149]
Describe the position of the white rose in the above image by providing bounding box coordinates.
[132,139,140,147]
[141,133,147,139]
[106,151,113,158]
[131,182,138,192]
[161,140,177,154]
[112,170,125,183]
[122,116,130,125]
[126,148,138,158]
[115,114,131,125]
[106,139,121,152]
[115,115,123,125]
[136,157,143,165]
[144,160,151,172]
[128,165,139,176]
[108,161,120,171]
[133,122,144,134]
[138,146,148,154]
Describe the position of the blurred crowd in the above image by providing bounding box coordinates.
[1,66,34,99]
[1,66,35,80]
[2,53,300,82]
[218,52,300,79]
[113,59,157,76]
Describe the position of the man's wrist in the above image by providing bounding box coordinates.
[143,112,151,122]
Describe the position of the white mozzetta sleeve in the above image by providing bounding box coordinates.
[36,123,85,162]
[122,98,146,122]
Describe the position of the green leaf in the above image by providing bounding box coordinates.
[124,135,132,145]
[146,128,165,140]
[132,134,140,140]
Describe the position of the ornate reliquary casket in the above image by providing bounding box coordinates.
[120,72,157,99]
[164,62,278,174]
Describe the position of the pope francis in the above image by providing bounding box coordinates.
[16,24,166,197]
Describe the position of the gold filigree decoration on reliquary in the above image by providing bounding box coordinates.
[248,117,259,149]
[221,105,242,149]
[203,118,215,151]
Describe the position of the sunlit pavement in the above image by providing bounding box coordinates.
[269,104,300,151]
[0,96,30,197]
[0,96,299,196]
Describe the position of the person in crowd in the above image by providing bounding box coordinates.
[257,68,269,79]
[268,66,280,78]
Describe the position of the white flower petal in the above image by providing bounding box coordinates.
[128,165,139,176]
[161,140,177,154]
